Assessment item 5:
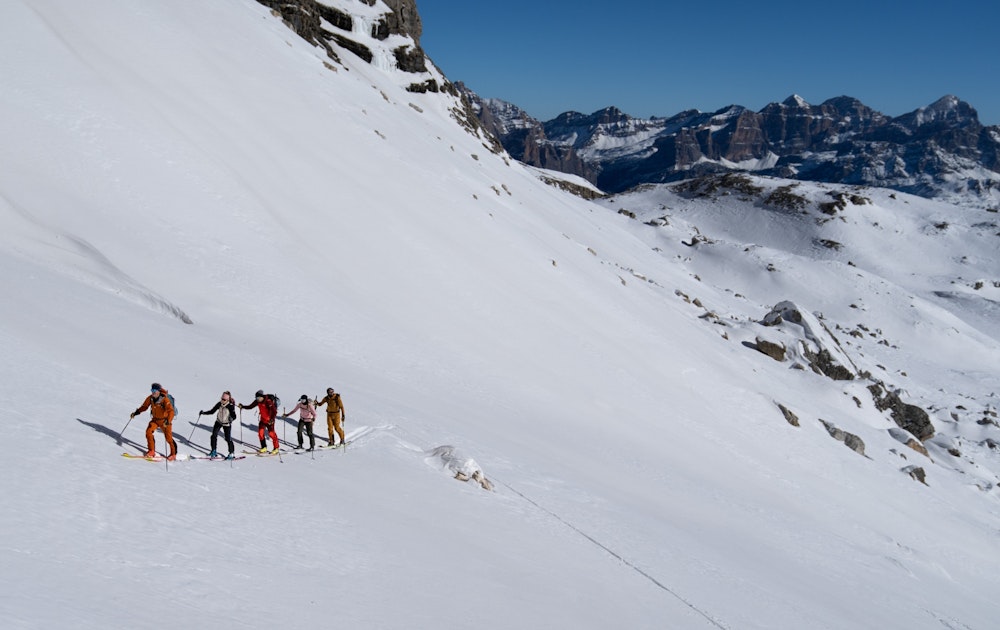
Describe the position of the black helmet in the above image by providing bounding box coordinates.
[151,382,162,392]
[255,389,264,398]
[299,395,308,402]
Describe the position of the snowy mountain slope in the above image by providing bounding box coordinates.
[1,2,999,629]
[600,174,1000,484]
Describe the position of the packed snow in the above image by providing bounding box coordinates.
[1,1,998,629]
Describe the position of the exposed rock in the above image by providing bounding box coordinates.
[800,347,855,381]
[842,433,866,456]
[538,175,604,200]
[395,45,427,73]
[888,427,930,458]
[257,0,343,62]
[375,0,422,43]
[868,382,935,441]
[820,419,866,456]
[777,403,799,427]
[758,301,856,381]
[901,465,928,485]
[256,0,429,73]
[755,337,786,362]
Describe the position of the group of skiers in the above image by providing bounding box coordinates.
[129,383,346,460]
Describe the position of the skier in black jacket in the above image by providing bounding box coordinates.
[199,391,237,459]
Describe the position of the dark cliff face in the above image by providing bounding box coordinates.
[474,92,1000,204]
[256,0,427,72]
[757,97,887,154]
[376,0,422,42]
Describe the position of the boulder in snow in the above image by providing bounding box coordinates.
[426,446,494,491]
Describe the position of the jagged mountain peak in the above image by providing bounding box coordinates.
[710,104,749,119]
[782,94,810,108]
[910,94,980,127]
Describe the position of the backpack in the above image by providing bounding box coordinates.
[264,394,278,418]
[157,388,177,417]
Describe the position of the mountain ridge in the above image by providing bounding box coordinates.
[464,88,1000,209]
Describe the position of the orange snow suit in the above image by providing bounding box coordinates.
[316,393,345,445]
[136,391,177,457]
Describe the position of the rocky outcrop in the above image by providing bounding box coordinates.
[256,0,346,62]
[458,85,598,181]
[255,0,427,73]
[375,0,422,42]
[758,301,857,380]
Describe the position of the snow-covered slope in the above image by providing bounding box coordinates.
[1,2,999,629]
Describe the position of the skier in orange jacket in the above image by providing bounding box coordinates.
[131,382,177,460]
[315,387,346,447]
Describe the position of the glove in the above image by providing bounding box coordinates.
[238,403,244,409]
[199,410,205,415]
[130,412,136,419]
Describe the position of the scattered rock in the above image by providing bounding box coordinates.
[756,337,787,362]
[888,428,930,458]
[777,403,800,427]
[901,465,928,485]
[819,419,866,456]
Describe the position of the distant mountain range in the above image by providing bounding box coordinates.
[461,86,1000,209]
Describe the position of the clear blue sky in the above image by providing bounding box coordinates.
[416,0,1000,125]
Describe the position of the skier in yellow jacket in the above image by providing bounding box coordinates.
[315,387,346,447]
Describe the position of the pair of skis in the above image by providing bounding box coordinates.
[121,452,246,462]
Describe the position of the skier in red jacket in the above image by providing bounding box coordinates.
[239,390,279,453]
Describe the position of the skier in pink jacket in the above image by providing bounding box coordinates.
[285,395,317,451]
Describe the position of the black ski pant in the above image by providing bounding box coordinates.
[297,419,316,449]
[211,421,235,454]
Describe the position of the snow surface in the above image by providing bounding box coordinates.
[1,2,999,629]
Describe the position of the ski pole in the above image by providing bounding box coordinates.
[187,414,200,442]
[118,415,134,444]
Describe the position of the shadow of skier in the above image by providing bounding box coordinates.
[76,418,146,453]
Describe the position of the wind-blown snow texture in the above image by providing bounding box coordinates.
[1,2,998,629]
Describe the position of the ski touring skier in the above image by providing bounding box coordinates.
[315,387,346,447]
[199,391,237,459]
[285,395,317,451]
[239,390,280,453]
[130,382,177,460]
